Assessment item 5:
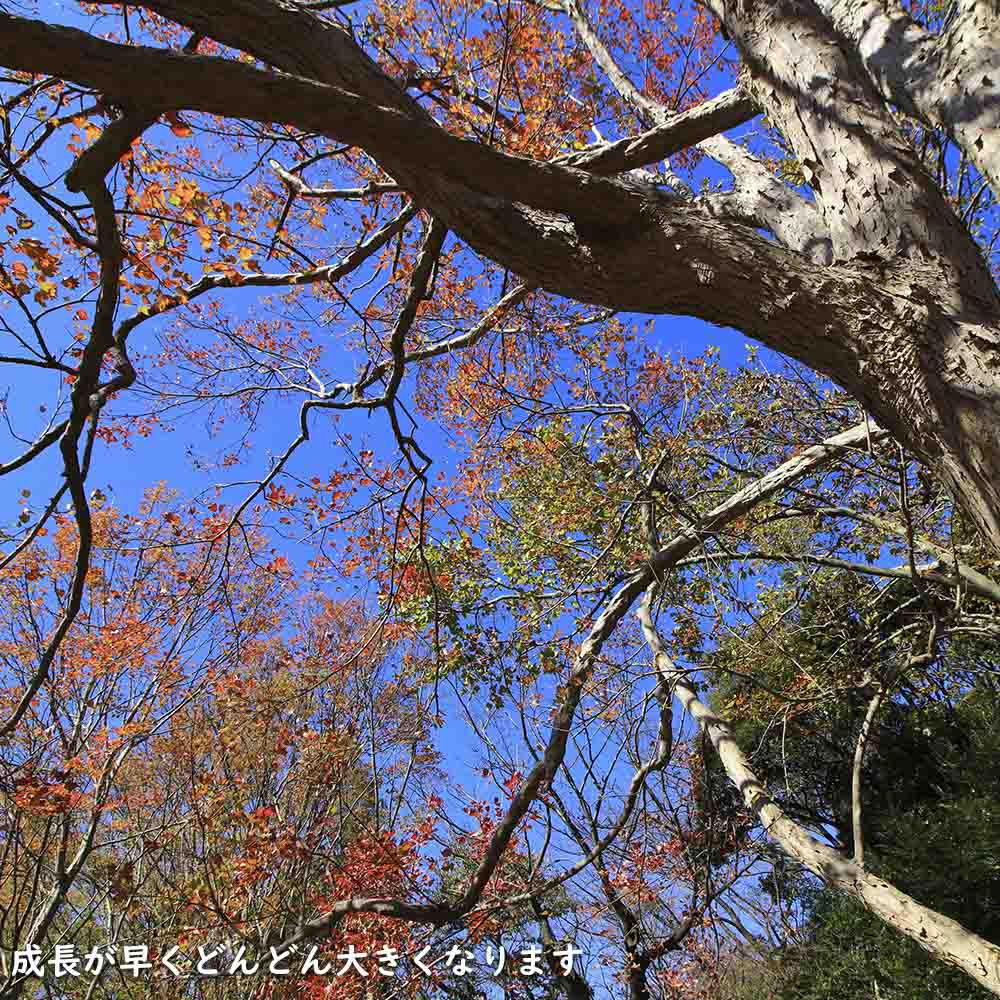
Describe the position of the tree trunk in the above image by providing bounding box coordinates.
[638,603,1000,996]
[815,0,1000,197]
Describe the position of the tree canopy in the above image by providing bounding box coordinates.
[1,0,999,998]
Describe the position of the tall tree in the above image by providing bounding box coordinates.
[2,0,999,541]
[2,2,1000,998]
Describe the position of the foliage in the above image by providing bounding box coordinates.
[718,681,1000,1000]
[0,1,999,999]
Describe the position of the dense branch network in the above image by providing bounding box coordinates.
[1,0,1000,997]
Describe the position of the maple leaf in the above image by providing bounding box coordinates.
[264,555,292,574]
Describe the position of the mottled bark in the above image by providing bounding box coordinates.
[2,9,999,549]
[816,0,1000,197]
[696,0,1000,545]
[698,135,833,262]
[703,0,994,296]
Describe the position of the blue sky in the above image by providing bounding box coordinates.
[0,3,872,992]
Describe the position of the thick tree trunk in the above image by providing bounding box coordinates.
[704,0,995,297]
[815,0,1000,198]
[3,9,1000,548]
[701,0,1000,543]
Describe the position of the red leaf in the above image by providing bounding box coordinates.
[164,111,193,138]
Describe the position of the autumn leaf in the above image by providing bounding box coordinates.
[264,555,291,575]
[164,110,193,137]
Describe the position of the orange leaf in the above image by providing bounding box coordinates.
[165,111,193,138]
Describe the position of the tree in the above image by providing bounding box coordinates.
[1,1,1000,998]
[2,0,1000,541]
[709,671,1000,1000]
[0,501,437,999]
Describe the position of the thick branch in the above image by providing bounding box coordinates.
[0,16,870,329]
[0,15,650,226]
[555,0,830,261]
[529,897,594,1000]
[699,134,832,261]
[637,595,1000,997]
[0,89,142,739]
[706,0,997,305]
[4,10,1000,547]
[851,684,885,867]
[554,88,759,175]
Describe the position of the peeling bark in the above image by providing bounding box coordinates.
[703,0,995,300]
[698,135,833,262]
[816,0,1000,197]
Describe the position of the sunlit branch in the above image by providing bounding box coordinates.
[790,505,1000,604]
[260,421,879,947]
[551,0,670,126]
[636,586,1000,994]
[850,682,885,868]
[673,550,980,598]
[270,158,401,200]
[553,88,758,175]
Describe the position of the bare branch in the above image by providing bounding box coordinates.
[115,202,418,342]
[555,0,670,126]
[553,88,758,174]
[269,158,401,200]
[851,683,885,867]
[266,421,883,946]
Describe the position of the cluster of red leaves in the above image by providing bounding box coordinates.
[13,772,83,817]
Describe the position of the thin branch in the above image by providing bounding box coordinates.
[266,421,882,947]
[851,683,885,867]
[269,158,401,200]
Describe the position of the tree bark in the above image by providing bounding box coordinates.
[815,0,1000,198]
[637,600,1000,997]
[1,6,1000,549]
